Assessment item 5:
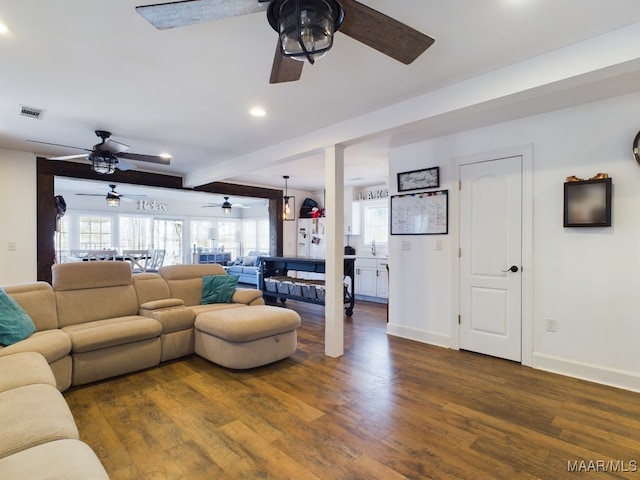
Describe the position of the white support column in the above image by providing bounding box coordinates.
[324,145,345,357]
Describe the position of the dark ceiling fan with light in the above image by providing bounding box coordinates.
[203,196,252,214]
[28,130,171,175]
[135,0,435,83]
[76,184,147,207]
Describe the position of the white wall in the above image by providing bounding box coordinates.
[388,91,640,392]
[0,149,37,284]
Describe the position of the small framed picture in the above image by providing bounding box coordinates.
[397,166,439,192]
[563,178,612,227]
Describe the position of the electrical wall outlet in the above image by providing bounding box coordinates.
[545,319,556,332]
[402,240,411,251]
[8,241,16,252]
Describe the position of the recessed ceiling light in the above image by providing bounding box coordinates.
[159,153,172,160]
[0,21,9,35]
[250,107,267,117]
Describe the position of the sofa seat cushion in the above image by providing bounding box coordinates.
[0,329,72,363]
[0,439,109,480]
[0,383,79,459]
[0,352,56,393]
[195,305,301,343]
[62,316,162,353]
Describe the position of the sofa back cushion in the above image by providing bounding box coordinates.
[2,282,59,331]
[159,264,226,307]
[52,262,139,327]
[132,273,171,305]
[0,288,36,345]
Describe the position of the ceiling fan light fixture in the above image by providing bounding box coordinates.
[222,196,232,215]
[90,151,117,175]
[268,0,344,63]
[106,192,120,207]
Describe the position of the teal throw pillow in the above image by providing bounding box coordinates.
[0,288,36,346]
[202,275,239,304]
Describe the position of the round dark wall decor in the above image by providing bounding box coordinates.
[634,130,640,166]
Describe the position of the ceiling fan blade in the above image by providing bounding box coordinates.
[269,43,304,84]
[49,154,90,161]
[117,152,171,165]
[121,194,148,199]
[75,193,105,197]
[26,139,92,152]
[114,158,137,172]
[339,0,435,65]
[101,138,130,154]
[136,0,269,30]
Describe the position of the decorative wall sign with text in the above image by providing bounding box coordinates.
[138,200,168,212]
[397,166,439,192]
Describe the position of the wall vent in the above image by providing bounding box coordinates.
[19,105,45,119]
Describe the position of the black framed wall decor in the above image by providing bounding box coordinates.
[563,178,612,227]
[397,166,439,192]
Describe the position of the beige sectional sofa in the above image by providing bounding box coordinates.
[0,261,301,479]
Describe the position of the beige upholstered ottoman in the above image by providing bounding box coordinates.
[194,305,301,369]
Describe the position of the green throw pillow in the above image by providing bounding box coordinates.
[202,275,239,304]
[0,288,36,346]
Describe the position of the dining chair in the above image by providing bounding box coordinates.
[122,249,151,272]
[69,249,117,261]
[146,249,166,272]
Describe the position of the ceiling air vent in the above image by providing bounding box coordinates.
[19,105,45,119]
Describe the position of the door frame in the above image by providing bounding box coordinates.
[451,145,534,366]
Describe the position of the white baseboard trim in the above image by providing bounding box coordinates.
[532,352,640,393]
[354,294,388,304]
[386,323,452,349]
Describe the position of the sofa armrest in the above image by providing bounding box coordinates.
[231,289,264,306]
[139,298,185,310]
[139,299,194,334]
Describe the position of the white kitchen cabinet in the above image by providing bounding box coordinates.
[376,259,388,299]
[354,257,387,300]
[344,186,361,236]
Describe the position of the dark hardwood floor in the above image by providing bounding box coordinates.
[64,300,640,479]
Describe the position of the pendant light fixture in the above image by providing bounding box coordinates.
[283,175,294,221]
[222,196,232,214]
[268,0,344,64]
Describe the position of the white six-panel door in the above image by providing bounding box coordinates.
[459,156,523,362]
